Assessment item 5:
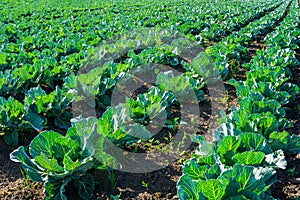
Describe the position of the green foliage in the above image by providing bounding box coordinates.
[0,96,44,146]
[25,86,73,129]
[125,87,170,126]
[10,117,115,199]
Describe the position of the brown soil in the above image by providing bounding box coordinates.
[272,155,300,200]
[0,135,45,200]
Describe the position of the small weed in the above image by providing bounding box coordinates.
[142,180,149,192]
[287,166,298,177]
[20,167,30,189]
[110,193,122,200]
[220,90,229,108]
[107,169,118,192]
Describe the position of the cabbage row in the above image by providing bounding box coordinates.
[177,0,300,199]
[206,0,290,78]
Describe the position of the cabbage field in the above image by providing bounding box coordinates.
[0,0,300,199]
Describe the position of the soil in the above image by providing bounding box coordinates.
[0,134,45,200]
[272,155,300,200]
